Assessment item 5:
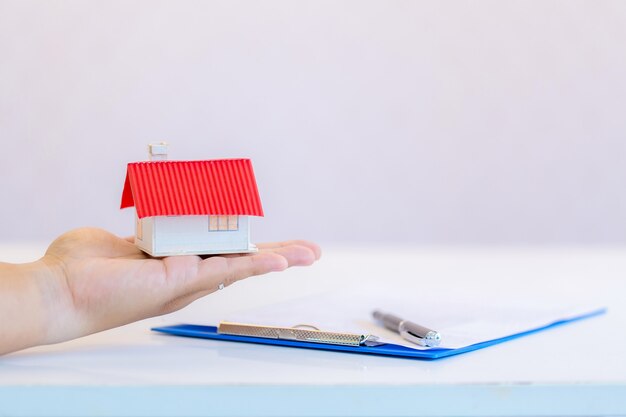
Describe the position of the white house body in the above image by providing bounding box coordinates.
[135,215,255,257]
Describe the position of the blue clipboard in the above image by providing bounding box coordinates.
[152,308,606,360]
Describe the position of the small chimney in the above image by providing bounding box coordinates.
[148,142,168,161]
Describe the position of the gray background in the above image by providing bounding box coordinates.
[1,0,625,246]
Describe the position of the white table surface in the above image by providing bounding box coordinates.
[1,244,625,417]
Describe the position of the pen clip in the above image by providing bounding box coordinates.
[399,325,441,347]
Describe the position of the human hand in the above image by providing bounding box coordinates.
[1,228,320,354]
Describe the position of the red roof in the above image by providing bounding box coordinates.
[121,159,264,219]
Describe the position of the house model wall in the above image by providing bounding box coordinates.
[120,145,264,257]
[134,215,253,256]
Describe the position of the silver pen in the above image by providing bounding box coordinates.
[372,310,442,347]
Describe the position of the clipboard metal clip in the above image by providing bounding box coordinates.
[218,321,381,347]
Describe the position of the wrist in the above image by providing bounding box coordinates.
[33,255,83,345]
[0,260,52,354]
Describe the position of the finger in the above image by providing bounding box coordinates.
[159,245,319,313]
[124,236,135,244]
[160,251,294,312]
[219,241,321,262]
[194,251,288,291]
[257,240,322,260]
[221,244,317,266]
[261,244,318,267]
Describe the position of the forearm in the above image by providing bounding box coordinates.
[0,261,50,355]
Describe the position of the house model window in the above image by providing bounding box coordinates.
[209,215,238,231]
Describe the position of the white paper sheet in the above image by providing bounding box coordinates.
[225,285,604,350]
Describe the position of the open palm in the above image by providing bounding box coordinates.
[40,228,320,344]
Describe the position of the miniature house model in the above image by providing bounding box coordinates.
[120,144,264,256]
